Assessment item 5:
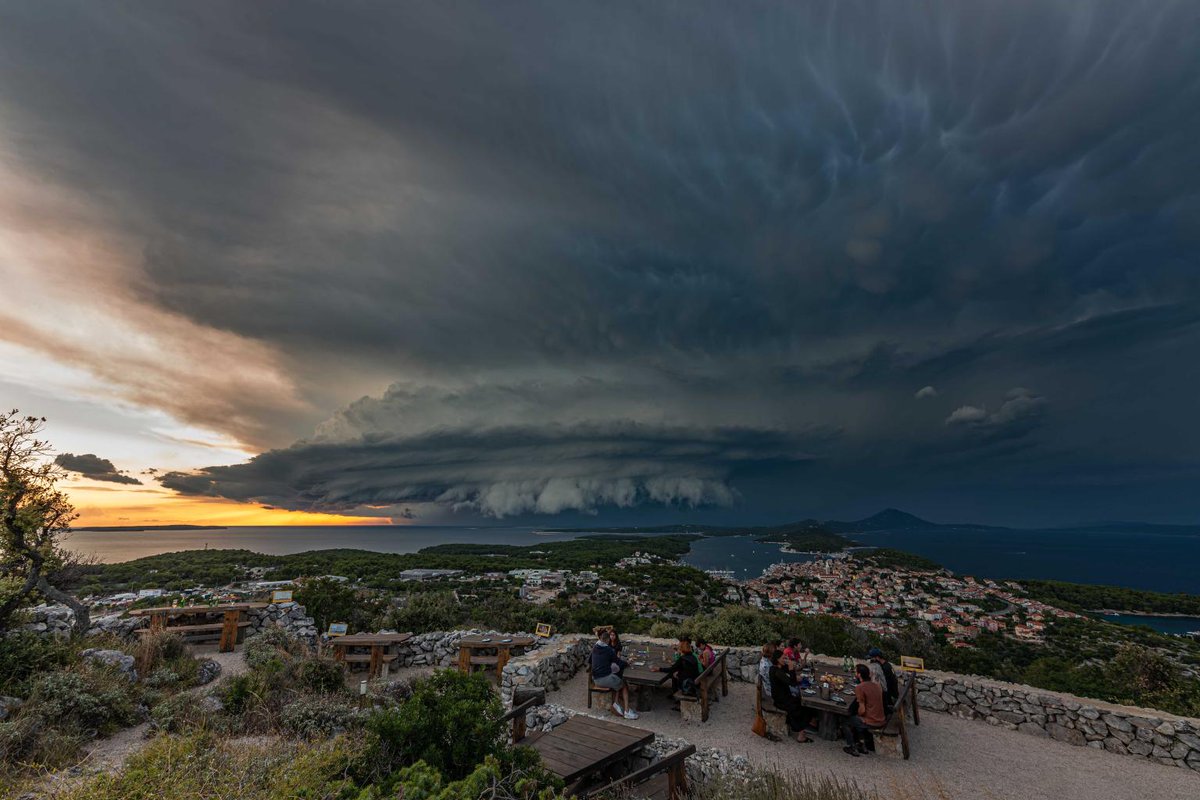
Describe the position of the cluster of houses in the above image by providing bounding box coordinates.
[743,558,1082,646]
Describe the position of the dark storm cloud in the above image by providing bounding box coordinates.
[3,1,1199,521]
[159,423,833,517]
[54,454,142,485]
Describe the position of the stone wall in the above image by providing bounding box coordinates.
[914,671,1200,773]
[247,602,318,645]
[500,635,591,705]
[15,604,146,639]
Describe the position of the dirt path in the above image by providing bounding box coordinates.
[25,648,248,798]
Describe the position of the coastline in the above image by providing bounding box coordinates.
[1094,609,1200,619]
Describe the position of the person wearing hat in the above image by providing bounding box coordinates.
[867,647,898,707]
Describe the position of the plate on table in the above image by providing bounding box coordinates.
[481,637,492,643]
[634,661,646,667]
[501,638,513,643]
[802,689,816,695]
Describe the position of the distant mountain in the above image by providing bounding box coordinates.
[825,508,933,532]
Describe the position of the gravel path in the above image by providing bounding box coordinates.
[545,672,1200,800]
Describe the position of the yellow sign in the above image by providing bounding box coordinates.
[271,589,293,603]
[900,655,925,672]
[535,623,553,638]
[328,622,348,636]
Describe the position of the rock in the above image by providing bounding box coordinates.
[1177,732,1200,752]
[196,659,222,685]
[80,648,137,682]
[1155,721,1176,737]
[1048,723,1085,746]
[1017,722,1048,737]
[918,693,948,711]
[0,695,23,721]
[199,695,224,713]
[1079,706,1101,720]
[1103,714,1133,733]
[1127,740,1153,757]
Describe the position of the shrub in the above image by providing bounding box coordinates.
[244,627,307,672]
[279,695,362,739]
[150,692,217,734]
[296,658,346,694]
[363,669,505,782]
[0,631,74,695]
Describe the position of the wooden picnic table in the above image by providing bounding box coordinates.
[329,632,413,679]
[129,603,267,652]
[526,714,656,792]
[621,663,673,711]
[799,671,917,741]
[457,634,536,677]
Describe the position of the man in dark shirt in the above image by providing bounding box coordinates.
[591,630,637,719]
[867,647,899,707]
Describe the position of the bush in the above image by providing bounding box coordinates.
[0,631,74,695]
[0,666,139,768]
[363,669,505,782]
[279,695,363,738]
[150,692,217,734]
[296,658,346,694]
[244,627,307,672]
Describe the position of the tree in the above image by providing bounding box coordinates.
[0,411,89,635]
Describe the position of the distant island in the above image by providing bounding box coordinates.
[73,524,228,532]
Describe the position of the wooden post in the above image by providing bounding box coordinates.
[218,610,239,653]
[457,644,471,674]
[667,758,688,800]
[910,678,921,725]
[720,652,729,697]
[150,612,166,634]
[369,645,382,679]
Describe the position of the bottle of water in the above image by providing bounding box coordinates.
[843,655,852,674]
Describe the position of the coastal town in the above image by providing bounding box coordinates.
[739,556,1084,647]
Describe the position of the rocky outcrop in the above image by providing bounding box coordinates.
[0,695,23,721]
[196,658,222,685]
[80,648,138,681]
[500,636,590,705]
[914,672,1200,772]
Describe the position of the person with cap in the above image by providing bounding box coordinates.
[867,647,898,707]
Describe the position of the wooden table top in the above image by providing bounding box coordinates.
[329,633,413,647]
[128,603,266,616]
[458,635,535,648]
[529,714,655,784]
[621,666,672,687]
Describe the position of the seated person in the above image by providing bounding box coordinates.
[591,630,638,720]
[696,638,716,669]
[783,638,810,670]
[766,649,814,743]
[842,663,886,756]
[758,643,775,695]
[867,647,899,707]
[656,636,702,704]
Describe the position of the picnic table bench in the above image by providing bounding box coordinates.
[674,649,728,722]
[457,634,536,679]
[755,670,919,758]
[519,714,657,796]
[129,603,266,652]
[329,632,413,679]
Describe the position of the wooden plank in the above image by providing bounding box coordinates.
[330,633,412,646]
[622,668,671,686]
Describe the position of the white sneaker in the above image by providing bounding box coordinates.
[613,703,624,716]
[624,709,639,720]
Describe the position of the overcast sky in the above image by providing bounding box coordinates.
[2,1,1198,527]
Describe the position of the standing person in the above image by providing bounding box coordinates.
[867,648,899,706]
[591,630,638,720]
[696,638,716,669]
[767,649,814,743]
[842,663,885,756]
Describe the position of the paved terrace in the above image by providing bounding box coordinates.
[543,672,1200,800]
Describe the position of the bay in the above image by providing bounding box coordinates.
[1098,613,1200,636]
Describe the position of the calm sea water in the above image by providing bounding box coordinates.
[1099,614,1200,636]
[846,527,1200,595]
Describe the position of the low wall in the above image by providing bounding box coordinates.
[915,671,1200,772]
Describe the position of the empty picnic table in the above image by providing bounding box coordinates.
[457,634,535,678]
[525,714,656,793]
[129,603,266,652]
[329,632,413,679]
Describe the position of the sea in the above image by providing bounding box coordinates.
[66,523,1200,635]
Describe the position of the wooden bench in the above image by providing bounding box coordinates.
[587,744,695,800]
[753,679,789,739]
[865,675,918,759]
[587,672,614,710]
[673,649,728,722]
[138,621,252,636]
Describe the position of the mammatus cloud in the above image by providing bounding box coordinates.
[55,453,142,485]
[2,2,1199,523]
